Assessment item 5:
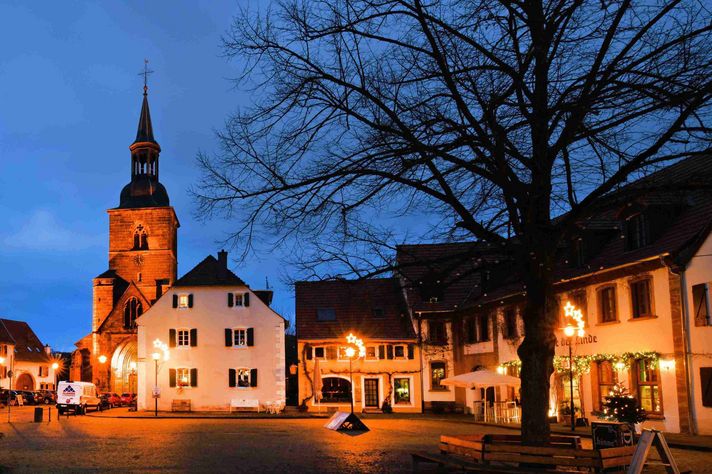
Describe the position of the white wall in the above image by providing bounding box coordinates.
[684,232,712,434]
[421,320,456,403]
[137,285,285,411]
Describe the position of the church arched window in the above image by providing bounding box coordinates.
[133,225,148,250]
[124,298,143,329]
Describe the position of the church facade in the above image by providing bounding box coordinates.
[71,86,179,394]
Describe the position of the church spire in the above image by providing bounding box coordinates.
[133,90,157,146]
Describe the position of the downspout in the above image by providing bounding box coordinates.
[418,313,425,413]
[669,261,698,434]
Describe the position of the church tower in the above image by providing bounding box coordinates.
[73,84,179,391]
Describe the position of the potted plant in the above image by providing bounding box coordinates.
[381,401,393,414]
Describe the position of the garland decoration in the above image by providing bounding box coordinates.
[501,351,659,375]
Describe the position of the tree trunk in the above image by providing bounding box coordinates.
[517,262,557,446]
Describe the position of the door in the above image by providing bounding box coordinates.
[364,378,379,408]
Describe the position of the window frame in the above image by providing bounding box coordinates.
[177,329,191,347]
[313,346,326,360]
[503,308,518,339]
[232,328,247,347]
[597,284,618,324]
[365,345,378,361]
[692,283,711,326]
[393,376,413,405]
[236,367,251,388]
[430,361,448,391]
[178,294,190,309]
[629,277,655,319]
[634,358,663,415]
[393,344,407,360]
[176,368,191,388]
[596,360,618,411]
[427,320,447,345]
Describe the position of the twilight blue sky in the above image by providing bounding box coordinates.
[0,1,297,351]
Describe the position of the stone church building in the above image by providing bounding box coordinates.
[71,86,179,393]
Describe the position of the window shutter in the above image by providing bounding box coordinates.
[190,328,198,347]
[225,329,233,347]
[250,368,258,387]
[188,294,194,308]
[306,347,313,360]
[229,369,236,388]
[244,292,250,307]
[407,344,414,359]
[701,368,712,407]
[386,345,394,359]
[326,346,337,360]
[247,328,254,347]
[169,369,176,387]
[172,294,178,308]
[228,293,234,307]
[378,345,385,360]
[169,329,176,348]
[190,368,198,387]
[693,284,710,326]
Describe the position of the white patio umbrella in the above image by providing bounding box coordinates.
[313,358,323,404]
[440,369,520,421]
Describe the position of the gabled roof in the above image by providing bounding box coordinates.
[0,319,50,363]
[173,255,247,287]
[296,278,415,340]
[95,281,152,333]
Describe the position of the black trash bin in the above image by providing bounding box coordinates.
[33,407,43,422]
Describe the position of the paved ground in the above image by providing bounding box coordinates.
[0,407,711,472]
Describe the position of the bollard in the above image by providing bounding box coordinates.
[33,407,43,422]
[48,405,51,422]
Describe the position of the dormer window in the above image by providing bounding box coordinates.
[625,213,649,250]
[316,308,336,322]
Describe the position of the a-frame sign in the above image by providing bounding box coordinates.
[627,429,680,474]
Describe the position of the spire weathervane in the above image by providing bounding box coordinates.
[139,59,154,95]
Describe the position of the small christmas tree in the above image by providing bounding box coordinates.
[601,383,646,423]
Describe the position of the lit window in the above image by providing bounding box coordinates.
[636,359,662,414]
[178,295,190,308]
[598,286,617,323]
[233,329,247,347]
[234,294,243,306]
[176,368,191,387]
[431,361,447,390]
[177,330,190,347]
[597,361,618,411]
[365,346,377,360]
[237,368,251,388]
[394,378,411,404]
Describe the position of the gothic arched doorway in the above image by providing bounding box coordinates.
[15,373,34,390]
[111,340,138,394]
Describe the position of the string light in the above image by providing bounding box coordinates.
[346,333,366,358]
[501,351,660,375]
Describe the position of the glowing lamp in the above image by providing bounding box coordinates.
[659,359,675,371]
[563,325,575,338]
[345,347,356,358]
[51,362,59,370]
[0,357,5,365]
[614,361,626,371]
[152,352,161,361]
[496,366,506,375]
[98,355,108,364]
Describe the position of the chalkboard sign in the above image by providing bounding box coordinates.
[591,421,634,450]
[324,411,369,432]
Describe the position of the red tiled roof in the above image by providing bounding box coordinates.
[295,278,415,340]
[174,255,247,287]
[0,319,50,363]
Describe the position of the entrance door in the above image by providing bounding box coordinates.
[364,378,379,408]
[15,373,34,390]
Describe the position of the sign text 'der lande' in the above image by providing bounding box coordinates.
[556,334,598,347]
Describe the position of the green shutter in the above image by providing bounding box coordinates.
[229,369,236,388]
[169,329,176,348]
[169,369,176,387]
[190,368,198,387]
[225,329,233,347]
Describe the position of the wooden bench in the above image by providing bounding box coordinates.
[230,399,260,413]
[413,434,634,472]
[171,399,191,412]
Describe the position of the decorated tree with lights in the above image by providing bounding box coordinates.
[602,383,646,424]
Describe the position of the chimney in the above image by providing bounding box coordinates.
[217,250,228,279]
[44,344,51,355]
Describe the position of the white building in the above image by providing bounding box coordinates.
[0,319,58,391]
[137,251,286,412]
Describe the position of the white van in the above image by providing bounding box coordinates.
[56,381,101,415]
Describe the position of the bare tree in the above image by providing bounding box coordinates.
[195,0,712,444]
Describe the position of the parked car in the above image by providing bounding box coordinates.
[37,390,56,404]
[56,381,101,415]
[19,391,38,405]
[120,393,135,406]
[98,394,112,411]
[101,393,121,407]
[0,389,19,406]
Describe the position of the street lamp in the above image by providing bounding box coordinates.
[562,301,585,432]
[345,347,356,414]
[51,362,59,391]
[152,351,160,417]
[344,333,365,415]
